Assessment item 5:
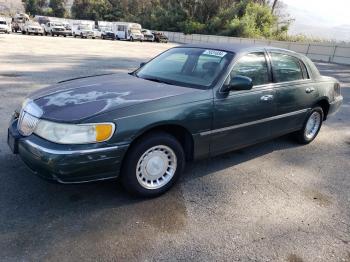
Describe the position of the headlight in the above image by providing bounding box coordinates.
[34,120,115,144]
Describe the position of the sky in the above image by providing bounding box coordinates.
[282,0,350,26]
[281,0,350,41]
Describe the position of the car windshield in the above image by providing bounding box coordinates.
[101,26,111,31]
[136,47,234,89]
[131,28,141,34]
[80,25,91,30]
[52,23,63,27]
[0,21,6,25]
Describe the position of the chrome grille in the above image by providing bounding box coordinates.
[17,111,40,136]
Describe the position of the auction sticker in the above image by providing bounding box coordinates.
[203,50,227,57]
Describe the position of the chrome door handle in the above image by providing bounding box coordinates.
[305,87,315,93]
[260,95,274,101]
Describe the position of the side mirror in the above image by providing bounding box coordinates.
[224,75,253,92]
[140,62,146,68]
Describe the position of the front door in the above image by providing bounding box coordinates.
[211,52,276,156]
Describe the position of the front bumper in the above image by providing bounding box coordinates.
[52,30,69,36]
[0,27,9,32]
[328,95,343,116]
[8,120,128,184]
[82,32,94,37]
[28,29,43,34]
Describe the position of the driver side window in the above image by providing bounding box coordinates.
[229,52,269,87]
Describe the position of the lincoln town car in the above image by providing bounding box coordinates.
[7,43,343,197]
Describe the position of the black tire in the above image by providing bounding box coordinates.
[73,33,76,38]
[130,36,134,42]
[121,132,185,197]
[293,106,323,144]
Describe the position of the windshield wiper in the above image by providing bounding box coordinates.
[142,77,174,85]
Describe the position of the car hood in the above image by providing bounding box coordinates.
[28,73,201,122]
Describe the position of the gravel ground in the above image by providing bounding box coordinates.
[0,34,349,262]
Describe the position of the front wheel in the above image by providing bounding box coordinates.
[121,132,185,197]
[293,107,323,144]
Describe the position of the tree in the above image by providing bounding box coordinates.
[22,0,41,15]
[49,0,67,17]
[71,0,111,21]
[69,0,292,40]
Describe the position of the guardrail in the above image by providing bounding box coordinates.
[161,31,350,65]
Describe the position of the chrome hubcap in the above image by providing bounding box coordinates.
[136,145,177,190]
[305,111,321,140]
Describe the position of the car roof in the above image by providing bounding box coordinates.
[181,42,297,55]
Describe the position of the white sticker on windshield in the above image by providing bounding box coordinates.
[203,50,227,57]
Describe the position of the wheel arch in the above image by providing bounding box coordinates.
[128,123,194,162]
[314,98,330,120]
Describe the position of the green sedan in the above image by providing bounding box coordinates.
[7,43,343,197]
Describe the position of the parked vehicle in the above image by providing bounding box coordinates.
[7,44,343,197]
[153,32,168,43]
[62,22,72,36]
[113,22,144,41]
[0,18,11,34]
[22,21,44,35]
[12,13,29,33]
[72,23,94,39]
[43,21,68,37]
[100,26,115,40]
[93,28,102,38]
[141,29,154,42]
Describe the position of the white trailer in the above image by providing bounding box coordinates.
[112,22,144,41]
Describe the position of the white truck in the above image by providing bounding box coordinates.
[112,22,144,41]
[22,21,44,35]
[11,13,29,33]
[0,17,11,34]
[72,21,95,39]
[42,21,68,37]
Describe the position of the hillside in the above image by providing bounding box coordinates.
[0,0,24,15]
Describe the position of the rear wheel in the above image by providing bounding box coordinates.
[293,107,323,144]
[121,132,185,197]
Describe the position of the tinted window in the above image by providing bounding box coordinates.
[299,60,309,79]
[118,25,125,31]
[229,53,269,86]
[270,53,303,82]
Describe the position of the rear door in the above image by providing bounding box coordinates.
[268,52,318,136]
[210,52,276,156]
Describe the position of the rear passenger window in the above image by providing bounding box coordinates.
[299,61,309,79]
[230,52,269,86]
[270,53,303,82]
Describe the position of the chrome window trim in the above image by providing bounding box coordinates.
[200,108,309,136]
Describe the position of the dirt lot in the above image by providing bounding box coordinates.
[0,34,349,261]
